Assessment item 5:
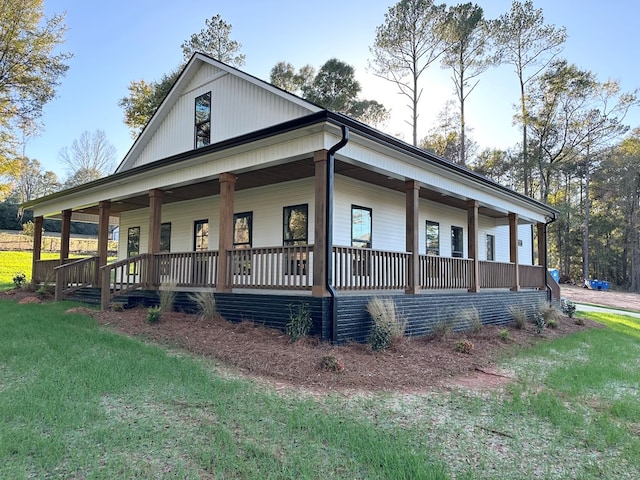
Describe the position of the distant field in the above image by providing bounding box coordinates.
[0,231,116,254]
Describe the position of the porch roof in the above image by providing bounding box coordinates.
[21,110,558,225]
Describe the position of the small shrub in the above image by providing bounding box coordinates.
[146,306,162,324]
[461,307,483,333]
[562,301,577,319]
[188,291,217,320]
[36,283,54,298]
[455,339,474,354]
[499,328,510,341]
[574,316,585,326]
[110,302,125,312]
[533,312,546,334]
[508,306,527,330]
[538,301,559,324]
[287,302,312,342]
[320,354,345,373]
[21,221,36,237]
[366,297,407,351]
[159,282,177,313]
[12,272,27,289]
[547,318,558,329]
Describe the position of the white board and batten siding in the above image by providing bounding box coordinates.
[118,176,534,265]
[129,62,317,170]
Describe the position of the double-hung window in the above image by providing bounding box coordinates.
[351,205,372,276]
[233,212,253,275]
[127,226,140,274]
[486,234,495,261]
[426,221,440,256]
[451,226,464,258]
[283,204,308,275]
[193,220,209,251]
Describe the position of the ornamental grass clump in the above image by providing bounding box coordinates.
[286,302,312,342]
[366,297,407,351]
[188,291,217,320]
[159,281,177,313]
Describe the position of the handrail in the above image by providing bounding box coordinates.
[333,246,409,290]
[53,256,98,301]
[228,245,313,289]
[100,254,151,309]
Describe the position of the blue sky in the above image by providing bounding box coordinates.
[31,0,639,178]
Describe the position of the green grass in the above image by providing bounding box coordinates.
[3,296,640,479]
[0,251,61,290]
[0,299,446,479]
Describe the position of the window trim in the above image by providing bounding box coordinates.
[160,222,171,253]
[233,211,253,249]
[451,225,464,258]
[351,205,372,249]
[283,204,308,246]
[193,219,209,251]
[486,234,495,261]
[426,220,440,256]
[194,91,211,149]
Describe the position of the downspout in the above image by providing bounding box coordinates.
[327,125,349,343]
[544,213,558,302]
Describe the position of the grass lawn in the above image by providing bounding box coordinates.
[0,251,61,290]
[1,298,639,478]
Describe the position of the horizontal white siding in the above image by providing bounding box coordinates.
[117,176,534,266]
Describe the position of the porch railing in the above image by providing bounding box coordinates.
[154,251,219,287]
[333,246,409,290]
[479,261,516,288]
[519,264,546,289]
[419,255,472,289]
[54,256,98,300]
[228,245,313,289]
[33,258,75,283]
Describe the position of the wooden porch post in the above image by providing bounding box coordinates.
[60,209,71,261]
[467,200,480,293]
[313,150,328,297]
[509,212,520,291]
[32,215,43,283]
[217,173,236,293]
[536,222,547,266]
[147,189,163,287]
[405,180,420,294]
[96,201,111,288]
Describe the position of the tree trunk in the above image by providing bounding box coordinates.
[582,151,591,285]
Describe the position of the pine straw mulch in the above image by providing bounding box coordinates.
[1,287,603,395]
[90,306,598,394]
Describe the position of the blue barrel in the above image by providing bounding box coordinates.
[549,269,560,283]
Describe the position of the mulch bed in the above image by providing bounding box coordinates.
[3,288,600,394]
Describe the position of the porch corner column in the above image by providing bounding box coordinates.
[60,209,71,261]
[509,212,520,291]
[96,201,111,288]
[217,173,236,293]
[405,180,420,294]
[536,222,547,267]
[312,150,328,297]
[147,189,163,288]
[32,215,43,283]
[467,200,480,293]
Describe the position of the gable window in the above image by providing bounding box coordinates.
[194,92,211,148]
[160,222,171,253]
[283,204,308,275]
[486,234,495,261]
[426,220,440,256]
[351,206,372,249]
[193,220,209,251]
[451,226,463,258]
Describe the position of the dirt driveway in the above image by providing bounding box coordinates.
[560,284,640,312]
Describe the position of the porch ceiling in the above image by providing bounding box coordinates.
[73,157,507,219]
